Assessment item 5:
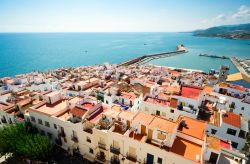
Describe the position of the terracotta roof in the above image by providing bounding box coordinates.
[170,137,202,162]
[222,112,241,128]
[132,112,154,126]
[206,135,221,151]
[145,97,170,106]
[70,107,87,117]
[149,117,177,133]
[170,98,178,108]
[118,111,137,121]
[179,116,206,140]
[181,86,203,100]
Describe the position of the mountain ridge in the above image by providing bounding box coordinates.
[193,23,250,40]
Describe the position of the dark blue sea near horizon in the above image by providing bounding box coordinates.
[0,32,249,78]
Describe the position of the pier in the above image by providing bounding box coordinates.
[118,45,188,67]
[199,54,229,59]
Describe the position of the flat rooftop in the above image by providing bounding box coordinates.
[132,112,154,126]
[181,86,203,100]
[118,110,137,121]
[179,116,206,140]
[30,97,79,116]
[149,117,177,134]
[70,106,87,117]
[222,112,241,128]
[103,107,121,119]
[145,97,170,106]
[170,137,202,163]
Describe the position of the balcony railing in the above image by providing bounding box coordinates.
[98,142,106,150]
[1,118,7,123]
[71,135,78,143]
[83,127,93,134]
[110,146,120,155]
[111,156,120,164]
[126,153,137,162]
[58,130,66,138]
[96,153,106,163]
[55,138,62,146]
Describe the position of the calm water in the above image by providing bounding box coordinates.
[0,32,250,78]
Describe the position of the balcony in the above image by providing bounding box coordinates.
[1,117,7,124]
[95,153,106,163]
[83,127,93,134]
[71,135,78,143]
[126,153,137,162]
[111,156,120,164]
[58,130,66,138]
[98,142,106,150]
[55,138,62,146]
[110,146,120,155]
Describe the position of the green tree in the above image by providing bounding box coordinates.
[0,123,53,161]
[16,134,52,161]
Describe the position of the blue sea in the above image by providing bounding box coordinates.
[0,32,249,78]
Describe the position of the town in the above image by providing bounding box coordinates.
[0,63,249,164]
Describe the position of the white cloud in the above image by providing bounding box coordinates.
[232,5,250,20]
[200,5,250,28]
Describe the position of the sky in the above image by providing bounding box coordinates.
[0,0,250,32]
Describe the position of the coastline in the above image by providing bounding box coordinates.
[230,57,250,83]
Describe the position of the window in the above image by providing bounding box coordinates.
[87,136,91,143]
[31,116,36,122]
[47,132,52,139]
[38,119,43,125]
[170,109,174,113]
[106,100,108,104]
[162,112,166,117]
[89,148,93,154]
[157,133,166,140]
[156,110,160,116]
[227,128,237,136]
[211,129,217,135]
[45,121,50,127]
[241,107,244,110]
[157,157,163,164]
[231,142,238,149]
[40,130,45,135]
[54,124,57,129]
[238,130,247,139]
[26,117,30,122]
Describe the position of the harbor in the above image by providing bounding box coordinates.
[118,45,188,67]
[230,57,250,83]
[199,54,230,59]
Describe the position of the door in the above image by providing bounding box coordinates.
[156,110,160,116]
[127,120,130,128]
[146,153,154,164]
[148,129,153,140]
[100,151,105,157]
[141,125,146,135]
[209,152,218,164]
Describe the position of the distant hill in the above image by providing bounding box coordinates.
[193,23,250,40]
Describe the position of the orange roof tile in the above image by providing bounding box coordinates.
[70,107,87,117]
[132,112,154,126]
[179,116,206,140]
[149,117,177,133]
[181,86,202,100]
[206,135,221,151]
[118,111,137,121]
[222,112,241,128]
[171,137,202,162]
